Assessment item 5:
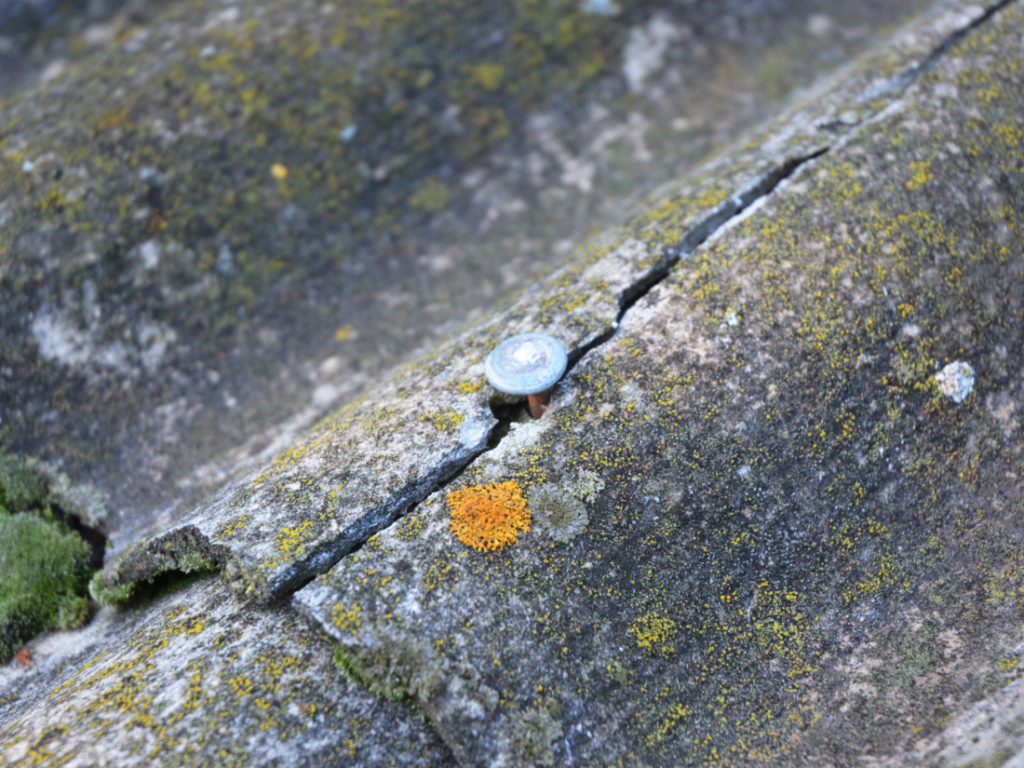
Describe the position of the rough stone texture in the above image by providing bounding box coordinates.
[876,659,1024,767]
[0,0,938,552]
[0,576,454,766]
[296,2,1024,765]
[96,0,1011,606]
[0,0,163,103]
[97,228,661,603]
[3,0,1024,765]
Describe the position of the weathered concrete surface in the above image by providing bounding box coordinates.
[0,0,939,551]
[875,661,1024,768]
[0,0,165,102]
[98,0,1018,604]
[96,226,665,602]
[3,0,1024,765]
[0,575,454,766]
[295,2,1024,766]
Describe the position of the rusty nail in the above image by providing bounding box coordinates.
[485,333,567,419]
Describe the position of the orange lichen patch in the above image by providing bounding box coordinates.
[447,480,531,552]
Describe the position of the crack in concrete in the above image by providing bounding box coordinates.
[301,0,1022,591]
[858,0,1019,103]
[104,0,1019,608]
[289,149,833,592]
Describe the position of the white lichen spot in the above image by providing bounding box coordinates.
[137,240,161,270]
[807,13,833,37]
[399,590,422,617]
[93,342,129,369]
[31,312,93,367]
[621,12,685,94]
[31,311,145,374]
[312,384,339,407]
[580,0,619,16]
[934,361,974,403]
[137,322,177,372]
[216,243,236,275]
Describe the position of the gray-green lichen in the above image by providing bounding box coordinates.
[87,570,135,608]
[571,469,605,504]
[23,457,108,529]
[500,706,564,768]
[528,484,588,543]
[84,573,134,610]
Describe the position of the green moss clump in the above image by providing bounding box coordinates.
[178,552,219,575]
[0,449,47,512]
[333,645,386,697]
[331,621,444,703]
[55,596,90,631]
[0,506,93,663]
[88,571,136,607]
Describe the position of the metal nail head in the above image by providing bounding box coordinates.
[485,333,568,419]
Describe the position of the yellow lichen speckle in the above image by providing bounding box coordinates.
[905,159,932,189]
[421,409,466,433]
[628,611,679,657]
[332,602,362,635]
[457,379,485,395]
